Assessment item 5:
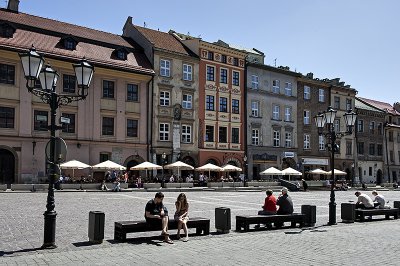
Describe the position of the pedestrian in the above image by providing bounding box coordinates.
[144,192,173,244]
[255,189,277,229]
[175,193,189,242]
[302,179,308,191]
[354,191,374,209]
[372,190,386,209]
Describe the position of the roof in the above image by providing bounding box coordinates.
[134,26,194,56]
[358,97,400,116]
[355,98,385,113]
[0,8,153,75]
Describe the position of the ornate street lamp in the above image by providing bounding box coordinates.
[315,107,356,225]
[243,154,248,187]
[19,46,94,249]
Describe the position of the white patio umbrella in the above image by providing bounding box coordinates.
[325,169,347,176]
[92,160,126,171]
[60,160,91,180]
[307,168,328,175]
[195,163,223,180]
[221,164,242,172]
[164,161,194,179]
[130,161,162,180]
[260,167,283,175]
[281,167,302,181]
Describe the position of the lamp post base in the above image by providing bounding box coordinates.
[328,201,337,225]
[41,211,57,249]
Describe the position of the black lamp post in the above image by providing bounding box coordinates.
[243,154,248,187]
[19,46,94,249]
[161,152,166,185]
[315,106,357,225]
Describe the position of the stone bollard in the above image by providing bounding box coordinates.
[88,211,105,244]
[394,201,400,214]
[341,203,356,223]
[301,205,316,227]
[215,207,231,233]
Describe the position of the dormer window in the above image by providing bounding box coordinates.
[64,38,76,50]
[0,23,16,38]
[114,48,128,60]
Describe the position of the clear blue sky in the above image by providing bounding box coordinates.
[8,0,400,104]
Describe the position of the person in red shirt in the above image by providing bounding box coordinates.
[255,190,277,229]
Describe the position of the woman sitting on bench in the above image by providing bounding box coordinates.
[175,193,189,242]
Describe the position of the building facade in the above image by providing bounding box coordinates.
[247,64,300,180]
[123,19,200,179]
[0,7,153,184]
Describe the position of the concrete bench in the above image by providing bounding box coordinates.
[114,217,210,241]
[355,208,399,222]
[0,184,7,191]
[11,184,47,191]
[236,213,305,232]
[164,183,194,188]
[143,183,161,189]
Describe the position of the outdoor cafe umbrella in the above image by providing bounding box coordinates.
[130,161,162,180]
[164,161,194,179]
[91,160,126,171]
[307,168,328,180]
[325,169,347,176]
[221,164,242,181]
[260,167,283,180]
[281,167,302,181]
[60,159,91,180]
[195,163,223,180]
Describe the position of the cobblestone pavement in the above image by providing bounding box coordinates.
[0,190,399,265]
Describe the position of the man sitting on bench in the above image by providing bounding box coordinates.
[354,191,374,209]
[275,187,294,227]
[145,192,173,244]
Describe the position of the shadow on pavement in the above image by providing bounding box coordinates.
[0,247,43,257]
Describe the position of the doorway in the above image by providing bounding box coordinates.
[0,148,15,187]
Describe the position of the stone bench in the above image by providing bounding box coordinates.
[114,217,210,241]
[355,208,399,222]
[164,183,194,188]
[236,213,305,232]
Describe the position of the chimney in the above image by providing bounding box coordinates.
[394,102,400,112]
[7,0,20,12]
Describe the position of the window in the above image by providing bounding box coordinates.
[318,89,325,102]
[232,99,239,114]
[334,120,340,132]
[0,23,15,38]
[357,120,364,132]
[219,97,228,112]
[273,130,280,147]
[221,54,227,63]
[377,144,383,156]
[334,96,340,109]
[303,110,310,124]
[205,125,214,142]
[64,39,76,50]
[183,64,192,81]
[233,57,238,66]
[182,94,192,109]
[63,74,76,93]
[304,134,310,149]
[116,50,126,60]
[346,141,352,155]
[220,68,228,84]
[369,121,375,134]
[102,80,114,98]
[285,132,292,148]
[127,84,138,102]
[390,151,394,162]
[206,95,215,111]
[304,86,310,99]
[207,51,214,60]
[159,91,170,106]
[284,82,292,96]
[232,128,239,144]
[252,129,259,145]
[284,107,291,122]
[0,63,15,85]
[357,142,364,154]
[219,127,227,143]
[61,113,75,133]
[182,125,191,143]
[389,131,393,142]
[369,143,375,155]
[0,107,15,128]
[127,119,138,137]
[273,105,280,120]
[319,135,325,150]
[99,153,110,163]
[160,59,170,77]
[346,99,352,110]
[251,101,259,117]
[378,123,383,135]
[159,123,170,141]
[369,167,373,176]
[206,66,215,81]
[251,75,259,89]
[102,117,114,136]
[232,71,239,86]
[272,80,280,93]
[34,110,48,131]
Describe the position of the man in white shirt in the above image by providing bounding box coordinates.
[355,191,374,209]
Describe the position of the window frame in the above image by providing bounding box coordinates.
[182,94,193,109]
[102,80,115,99]
[34,110,48,131]
[272,79,280,93]
[251,75,259,89]
[285,132,292,148]
[219,97,228,112]
[273,130,280,147]
[205,125,214,142]
[159,123,170,141]
[232,71,240,86]
[220,68,228,84]
[0,63,15,85]
[303,110,310,124]
[102,117,114,136]
[284,107,291,122]
[272,105,280,120]
[284,82,292,96]
[159,91,170,106]
[252,129,259,145]
[127,83,139,102]
[251,101,259,117]
[318,89,325,102]
[127,119,138,137]
[0,106,15,128]
[61,113,75,134]
[232,99,239,114]
[183,64,193,81]
[218,126,228,143]
[232,127,240,144]
[304,134,310,149]
[206,95,215,111]
[62,74,76,94]
[181,124,192,143]
[160,59,171,77]
[304,86,310,99]
[206,65,215,81]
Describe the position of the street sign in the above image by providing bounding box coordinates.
[45,137,67,164]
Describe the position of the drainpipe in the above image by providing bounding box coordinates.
[384,122,390,183]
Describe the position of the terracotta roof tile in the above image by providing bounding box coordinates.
[358,97,400,115]
[0,9,153,75]
[134,25,193,56]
